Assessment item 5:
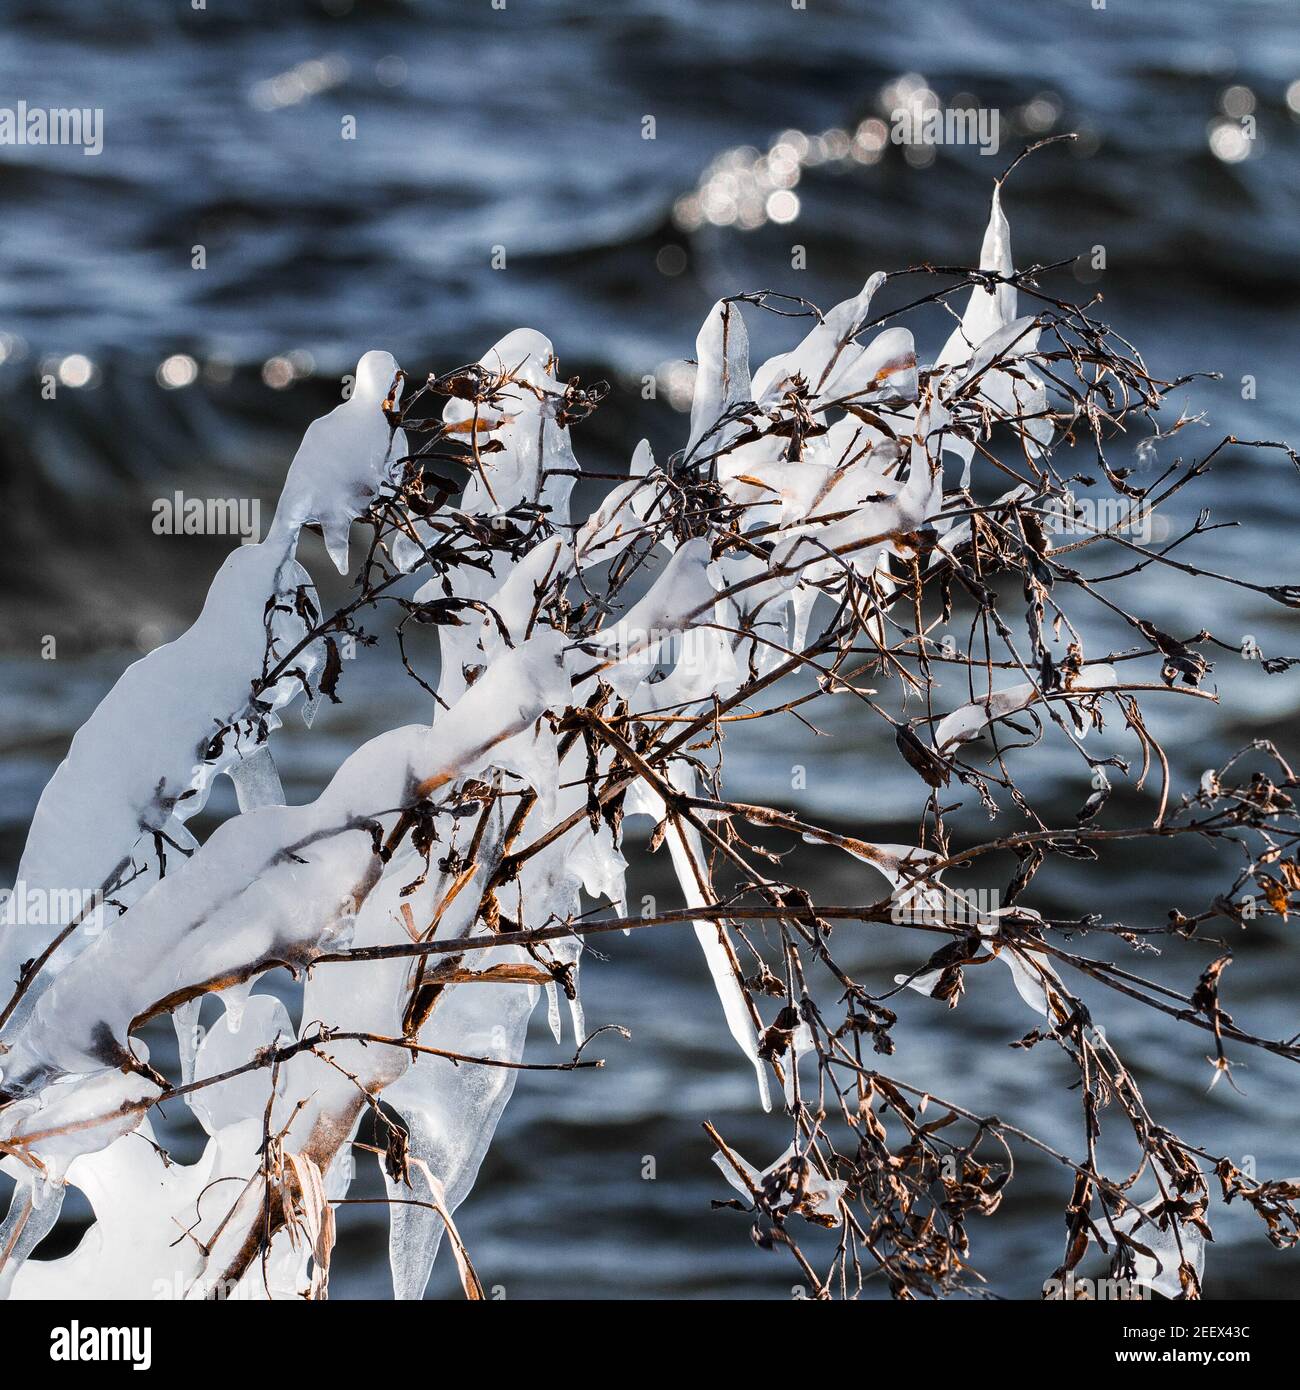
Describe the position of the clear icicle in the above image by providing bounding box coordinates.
[545,983,563,1043]
[686,299,751,460]
[0,1176,64,1298]
[227,745,286,812]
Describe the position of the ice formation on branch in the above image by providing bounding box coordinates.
[2,178,1296,1302]
[0,352,407,1032]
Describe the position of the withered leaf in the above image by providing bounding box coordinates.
[895,725,951,787]
[320,636,344,705]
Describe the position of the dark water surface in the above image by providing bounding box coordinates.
[1,0,1299,1298]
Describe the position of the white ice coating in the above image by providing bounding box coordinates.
[3,631,570,1091]
[360,332,631,1299]
[274,349,407,574]
[894,912,1062,1021]
[933,185,1053,486]
[573,438,660,566]
[687,299,751,460]
[713,1140,845,1225]
[1,188,1136,1299]
[1102,1165,1207,1299]
[751,271,914,412]
[937,186,1015,372]
[0,351,404,1026]
[442,328,577,521]
[932,663,1118,751]
[585,537,723,698]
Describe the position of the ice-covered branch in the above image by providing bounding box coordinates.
[3,175,1298,1303]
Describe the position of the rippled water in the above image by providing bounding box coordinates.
[1,0,1299,1298]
